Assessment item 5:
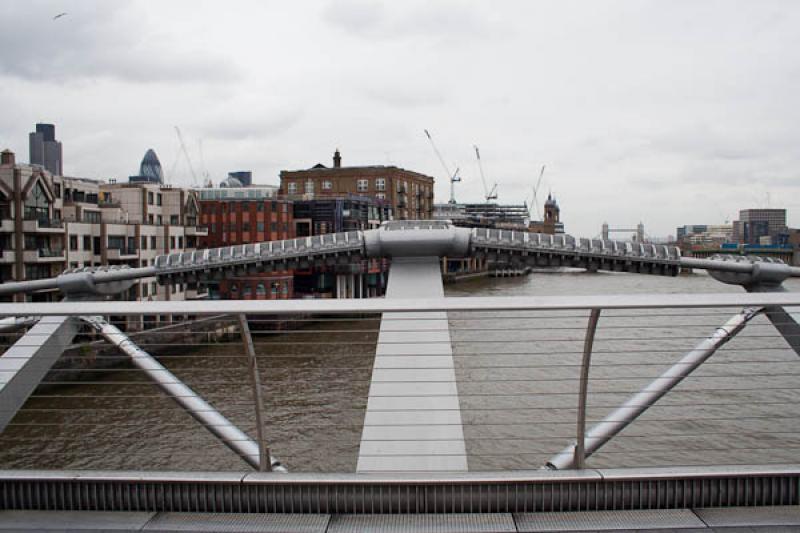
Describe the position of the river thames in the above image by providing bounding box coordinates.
[1,270,798,472]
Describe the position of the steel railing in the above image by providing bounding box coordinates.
[0,293,798,477]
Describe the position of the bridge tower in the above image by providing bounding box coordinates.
[602,221,645,242]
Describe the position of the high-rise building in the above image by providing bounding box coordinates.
[28,123,63,176]
[733,209,787,245]
[129,149,164,184]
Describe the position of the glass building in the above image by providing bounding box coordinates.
[129,149,163,184]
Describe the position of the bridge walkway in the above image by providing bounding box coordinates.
[2,506,800,531]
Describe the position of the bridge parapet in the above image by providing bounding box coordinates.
[471,228,682,275]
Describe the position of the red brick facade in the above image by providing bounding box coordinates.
[199,197,294,299]
[279,151,435,220]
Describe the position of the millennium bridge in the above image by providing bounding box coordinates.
[1,221,799,531]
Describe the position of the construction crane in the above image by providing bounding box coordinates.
[197,139,213,188]
[174,126,198,187]
[424,129,461,204]
[529,165,546,220]
[473,145,497,202]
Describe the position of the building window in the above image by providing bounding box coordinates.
[243,222,250,232]
[288,182,297,194]
[257,203,264,212]
[243,284,252,298]
[150,236,157,249]
[53,183,61,198]
[83,235,91,250]
[151,281,157,295]
[148,214,154,224]
[157,193,162,206]
[357,179,368,192]
[148,192,154,205]
[141,236,148,250]
[93,236,101,254]
[69,235,78,250]
[157,215,163,225]
[142,283,149,297]
[270,222,277,232]
[256,283,266,296]
[375,178,385,191]
[322,180,332,190]
[170,236,176,249]
[230,283,239,294]
[84,211,100,223]
[376,193,386,200]
[257,221,264,232]
[178,236,183,249]
[24,181,50,221]
[305,180,314,194]
[170,215,179,225]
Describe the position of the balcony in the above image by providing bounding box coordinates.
[107,247,139,260]
[33,248,65,261]
[186,225,208,237]
[22,216,64,233]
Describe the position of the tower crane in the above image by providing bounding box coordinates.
[473,145,497,202]
[174,126,198,187]
[424,129,461,204]
[528,165,546,220]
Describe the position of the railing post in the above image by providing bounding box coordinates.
[574,308,601,469]
[238,314,271,472]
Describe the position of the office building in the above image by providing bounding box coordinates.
[279,149,434,220]
[733,209,787,245]
[28,123,63,176]
[128,149,164,184]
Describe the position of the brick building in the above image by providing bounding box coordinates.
[198,186,294,300]
[279,150,435,220]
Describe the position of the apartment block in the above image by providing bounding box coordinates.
[0,149,205,311]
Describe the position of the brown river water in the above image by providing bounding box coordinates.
[1,270,799,472]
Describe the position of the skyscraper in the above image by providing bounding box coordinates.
[28,123,63,176]
[129,149,164,184]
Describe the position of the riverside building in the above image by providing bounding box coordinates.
[279,149,434,220]
[0,149,205,318]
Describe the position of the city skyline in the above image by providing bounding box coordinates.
[1,1,799,237]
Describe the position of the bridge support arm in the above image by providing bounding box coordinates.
[0,315,80,432]
[82,316,286,472]
[547,306,762,470]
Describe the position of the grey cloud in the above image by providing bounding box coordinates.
[192,104,304,142]
[322,0,495,42]
[364,84,445,108]
[0,1,240,83]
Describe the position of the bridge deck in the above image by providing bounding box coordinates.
[2,507,799,531]
[357,256,467,472]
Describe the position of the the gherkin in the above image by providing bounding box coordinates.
[129,149,163,184]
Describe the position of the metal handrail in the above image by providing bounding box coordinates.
[2,292,800,317]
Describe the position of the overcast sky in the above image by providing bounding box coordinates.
[1,0,799,238]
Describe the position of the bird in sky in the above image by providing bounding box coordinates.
[53,12,68,20]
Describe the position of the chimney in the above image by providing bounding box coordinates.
[333,149,341,168]
[1,149,15,166]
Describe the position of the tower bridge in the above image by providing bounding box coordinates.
[1,221,800,529]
